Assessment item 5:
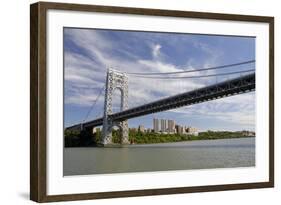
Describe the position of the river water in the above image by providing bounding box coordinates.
[63,137,255,176]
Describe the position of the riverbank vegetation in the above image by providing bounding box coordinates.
[129,130,254,144]
[64,129,254,147]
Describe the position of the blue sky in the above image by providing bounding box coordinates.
[64,28,255,132]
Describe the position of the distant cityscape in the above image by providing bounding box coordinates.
[130,118,199,136]
[128,118,255,137]
[93,118,255,137]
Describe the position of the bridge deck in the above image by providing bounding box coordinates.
[66,73,255,131]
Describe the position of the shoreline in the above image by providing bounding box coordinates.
[64,136,255,148]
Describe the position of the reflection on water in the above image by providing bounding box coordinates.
[63,137,255,176]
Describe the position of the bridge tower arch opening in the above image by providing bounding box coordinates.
[109,124,124,144]
[102,69,129,145]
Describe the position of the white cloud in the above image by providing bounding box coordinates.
[152,44,162,58]
[64,29,205,107]
[64,28,255,129]
[167,92,255,130]
[138,59,179,73]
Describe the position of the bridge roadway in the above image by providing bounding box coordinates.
[66,73,255,131]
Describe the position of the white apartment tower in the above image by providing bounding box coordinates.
[168,120,176,133]
[160,119,168,132]
[153,118,160,133]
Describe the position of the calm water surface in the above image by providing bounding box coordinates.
[64,137,255,176]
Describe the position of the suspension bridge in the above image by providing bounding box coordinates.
[66,60,256,146]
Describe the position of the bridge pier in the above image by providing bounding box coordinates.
[102,120,129,145]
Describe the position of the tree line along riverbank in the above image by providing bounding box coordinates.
[64,129,255,147]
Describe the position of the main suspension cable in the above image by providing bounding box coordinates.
[128,69,255,79]
[125,60,255,76]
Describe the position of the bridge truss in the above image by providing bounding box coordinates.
[67,72,255,132]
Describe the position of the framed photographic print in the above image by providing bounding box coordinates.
[30,1,274,202]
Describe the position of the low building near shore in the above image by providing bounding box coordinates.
[186,126,199,136]
[138,125,145,133]
[236,130,255,137]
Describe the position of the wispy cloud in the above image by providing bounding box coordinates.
[64,28,255,130]
[167,92,255,130]
[151,43,162,58]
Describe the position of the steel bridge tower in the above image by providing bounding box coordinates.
[102,69,129,145]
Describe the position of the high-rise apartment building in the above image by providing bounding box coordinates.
[153,118,197,135]
[175,125,185,134]
[153,118,160,133]
[168,120,176,133]
[160,119,168,133]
